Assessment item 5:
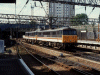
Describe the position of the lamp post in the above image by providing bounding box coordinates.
[98,23,99,42]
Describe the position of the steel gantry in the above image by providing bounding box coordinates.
[0,13,99,25]
[33,0,100,7]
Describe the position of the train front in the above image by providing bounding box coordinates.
[62,29,77,47]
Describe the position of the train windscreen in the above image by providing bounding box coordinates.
[63,30,77,35]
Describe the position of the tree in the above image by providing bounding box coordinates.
[71,13,88,25]
[30,20,37,25]
[30,20,37,29]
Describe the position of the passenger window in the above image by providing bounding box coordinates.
[47,32,50,35]
[59,31,62,34]
[52,32,56,35]
[32,33,34,36]
[59,31,62,37]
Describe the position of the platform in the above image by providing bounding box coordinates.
[0,59,34,75]
[78,40,100,46]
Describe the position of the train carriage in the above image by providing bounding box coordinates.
[23,27,77,49]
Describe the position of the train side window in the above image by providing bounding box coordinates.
[32,33,34,36]
[29,33,30,36]
[37,32,39,36]
[52,32,56,35]
[25,33,27,36]
[43,32,50,37]
[38,32,41,37]
[59,31,62,34]
[39,32,41,35]
[43,32,46,35]
[35,32,37,35]
[57,31,59,37]
[41,32,43,37]
[30,33,32,36]
[52,31,57,37]
[47,32,50,35]
[59,30,62,37]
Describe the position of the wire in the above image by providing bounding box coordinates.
[39,1,49,17]
[75,7,84,10]
[88,7,95,16]
[18,0,29,15]
[85,6,86,13]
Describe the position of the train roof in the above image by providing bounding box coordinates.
[26,27,76,33]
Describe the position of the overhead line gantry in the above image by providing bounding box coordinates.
[33,0,100,7]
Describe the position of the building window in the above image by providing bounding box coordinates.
[67,11,68,15]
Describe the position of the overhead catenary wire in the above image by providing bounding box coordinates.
[88,7,95,17]
[18,0,29,15]
[75,7,85,10]
[39,1,49,17]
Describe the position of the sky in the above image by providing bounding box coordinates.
[0,0,100,19]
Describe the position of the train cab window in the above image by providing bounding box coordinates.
[73,31,77,35]
[63,30,68,35]
[69,31,71,35]
[63,30,77,35]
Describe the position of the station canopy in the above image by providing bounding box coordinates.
[0,0,16,3]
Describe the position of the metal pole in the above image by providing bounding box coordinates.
[15,3,16,23]
[98,23,99,42]
[15,3,19,54]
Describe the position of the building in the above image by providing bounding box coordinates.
[45,1,75,26]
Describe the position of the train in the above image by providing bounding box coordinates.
[23,27,77,49]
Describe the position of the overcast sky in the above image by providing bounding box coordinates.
[0,0,99,19]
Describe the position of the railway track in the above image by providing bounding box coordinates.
[18,40,100,75]
[33,41,100,63]
[68,47,100,62]
[17,44,60,75]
